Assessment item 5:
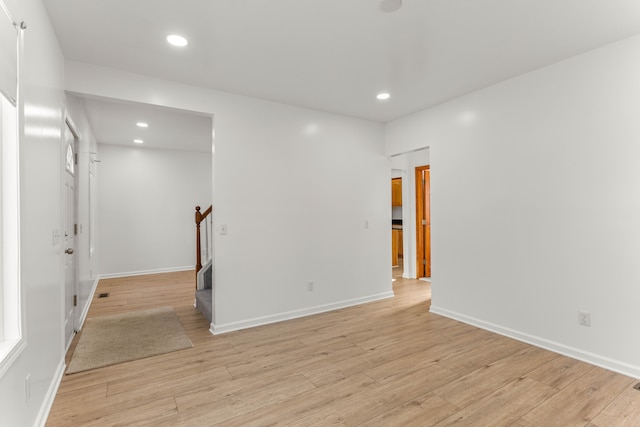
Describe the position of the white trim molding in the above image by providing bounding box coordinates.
[34,359,65,427]
[0,337,25,379]
[210,291,394,335]
[98,265,194,279]
[76,277,99,332]
[430,305,640,380]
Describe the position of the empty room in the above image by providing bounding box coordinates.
[2,0,640,426]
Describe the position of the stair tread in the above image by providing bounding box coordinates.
[195,289,212,322]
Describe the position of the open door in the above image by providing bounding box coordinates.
[416,165,430,278]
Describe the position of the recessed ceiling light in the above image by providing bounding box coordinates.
[377,92,391,100]
[134,139,144,144]
[136,122,148,128]
[167,34,188,47]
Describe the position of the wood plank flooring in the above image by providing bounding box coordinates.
[47,271,640,426]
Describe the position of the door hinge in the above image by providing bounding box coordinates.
[74,153,78,165]
[422,219,427,226]
[423,259,427,265]
[73,295,78,307]
[74,223,78,235]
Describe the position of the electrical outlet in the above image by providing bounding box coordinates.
[307,281,314,291]
[578,310,591,327]
[364,220,369,229]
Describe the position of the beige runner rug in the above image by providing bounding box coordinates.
[66,306,193,374]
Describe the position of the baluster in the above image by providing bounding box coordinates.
[204,215,210,262]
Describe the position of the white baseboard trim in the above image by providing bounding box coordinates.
[77,278,100,331]
[430,305,640,380]
[98,265,194,279]
[210,291,395,335]
[35,359,66,427]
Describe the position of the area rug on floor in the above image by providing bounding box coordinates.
[66,306,193,374]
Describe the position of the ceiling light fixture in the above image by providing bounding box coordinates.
[380,0,403,12]
[136,122,148,128]
[166,34,188,47]
[134,139,144,144]
[376,92,391,101]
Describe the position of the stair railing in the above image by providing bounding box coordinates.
[195,205,213,275]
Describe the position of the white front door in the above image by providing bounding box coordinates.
[63,123,77,349]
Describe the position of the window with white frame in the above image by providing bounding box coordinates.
[0,83,21,377]
[0,96,4,342]
[0,0,23,378]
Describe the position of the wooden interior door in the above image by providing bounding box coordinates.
[416,166,431,278]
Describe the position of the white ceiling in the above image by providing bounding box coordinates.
[71,95,213,152]
[44,1,640,135]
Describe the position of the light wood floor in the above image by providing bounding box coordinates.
[47,271,640,426]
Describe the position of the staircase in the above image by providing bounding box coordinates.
[195,260,212,322]
[194,205,213,323]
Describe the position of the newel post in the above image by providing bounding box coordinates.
[195,206,202,275]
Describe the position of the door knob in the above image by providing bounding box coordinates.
[65,248,74,254]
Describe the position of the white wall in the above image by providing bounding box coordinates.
[97,143,212,277]
[212,102,391,331]
[391,206,402,220]
[0,0,67,425]
[64,61,392,334]
[386,34,640,378]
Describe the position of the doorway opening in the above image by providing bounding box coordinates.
[391,176,403,279]
[390,147,429,281]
